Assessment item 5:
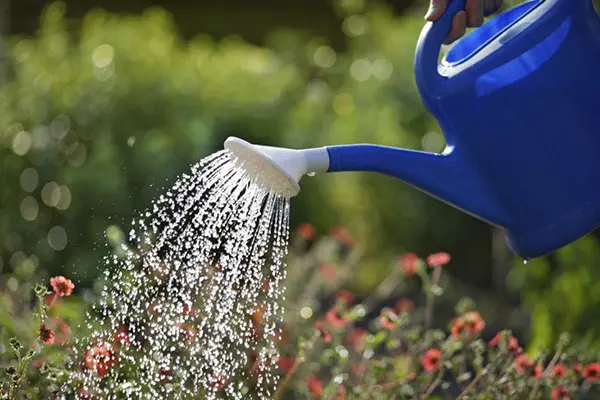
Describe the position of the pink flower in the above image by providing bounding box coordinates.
[398,253,419,276]
[395,298,414,313]
[426,252,451,267]
[551,386,569,400]
[551,363,567,378]
[379,308,397,330]
[297,223,317,240]
[83,342,117,377]
[50,276,75,297]
[583,362,600,382]
[489,331,520,353]
[277,355,295,374]
[307,376,324,397]
[421,349,441,372]
[314,321,331,343]
[325,307,348,327]
[336,290,355,305]
[113,326,131,347]
[39,324,55,344]
[346,328,367,351]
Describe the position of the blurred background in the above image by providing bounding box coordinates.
[2,0,600,352]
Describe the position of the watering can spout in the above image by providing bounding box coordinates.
[327,144,513,228]
[224,137,512,228]
[224,137,330,198]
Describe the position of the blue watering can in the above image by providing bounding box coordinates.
[225,0,600,259]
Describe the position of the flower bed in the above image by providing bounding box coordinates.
[2,224,599,399]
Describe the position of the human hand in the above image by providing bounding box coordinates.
[425,0,504,44]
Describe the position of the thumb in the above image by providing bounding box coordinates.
[425,0,448,21]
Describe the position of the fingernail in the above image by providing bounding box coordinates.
[425,4,438,20]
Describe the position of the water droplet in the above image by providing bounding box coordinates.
[60,150,291,399]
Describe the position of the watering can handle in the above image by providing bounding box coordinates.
[414,0,467,103]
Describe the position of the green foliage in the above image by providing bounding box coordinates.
[0,272,86,398]
[3,230,600,399]
[0,0,481,296]
[510,236,600,352]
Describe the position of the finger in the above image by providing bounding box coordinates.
[465,0,484,27]
[425,0,447,21]
[444,11,467,45]
[484,0,502,16]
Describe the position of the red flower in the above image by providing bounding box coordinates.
[261,279,269,293]
[329,226,355,248]
[395,298,414,313]
[336,386,347,400]
[426,252,451,267]
[54,319,71,345]
[39,324,55,344]
[307,376,323,397]
[314,321,331,343]
[78,391,92,400]
[346,328,367,351]
[325,308,348,327]
[177,323,197,341]
[573,363,582,375]
[318,263,338,284]
[50,276,75,297]
[514,354,532,373]
[532,364,543,379]
[253,304,265,325]
[278,355,295,374]
[451,312,485,338]
[552,363,567,378]
[159,368,173,381]
[83,342,117,377]
[248,351,262,376]
[209,373,227,391]
[379,308,397,330]
[182,303,195,316]
[421,348,441,372]
[463,311,485,334]
[583,362,600,382]
[398,253,419,276]
[336,290,354,306]
[451,318,466,338]
[551,386,569,400]
[113,326,131,347]
[32,358,45,368]
[297,223,317,240]
[489,331,520,353]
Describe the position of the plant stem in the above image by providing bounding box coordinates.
[372,372,416,392]
[8,289,47,399]
[424,266,441,331]
[419,367,445,400]
[529,346,563,400]
[457,368,486,399]
[273,355,304,400]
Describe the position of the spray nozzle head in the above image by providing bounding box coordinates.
[224,137,302,198]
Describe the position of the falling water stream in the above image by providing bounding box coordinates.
[60,150,291,399]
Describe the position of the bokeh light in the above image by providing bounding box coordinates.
[47,226,68,251]
[11,130,32,156]
[20,196,39,221]
[41,182,61,207]
[19,168,39,192]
